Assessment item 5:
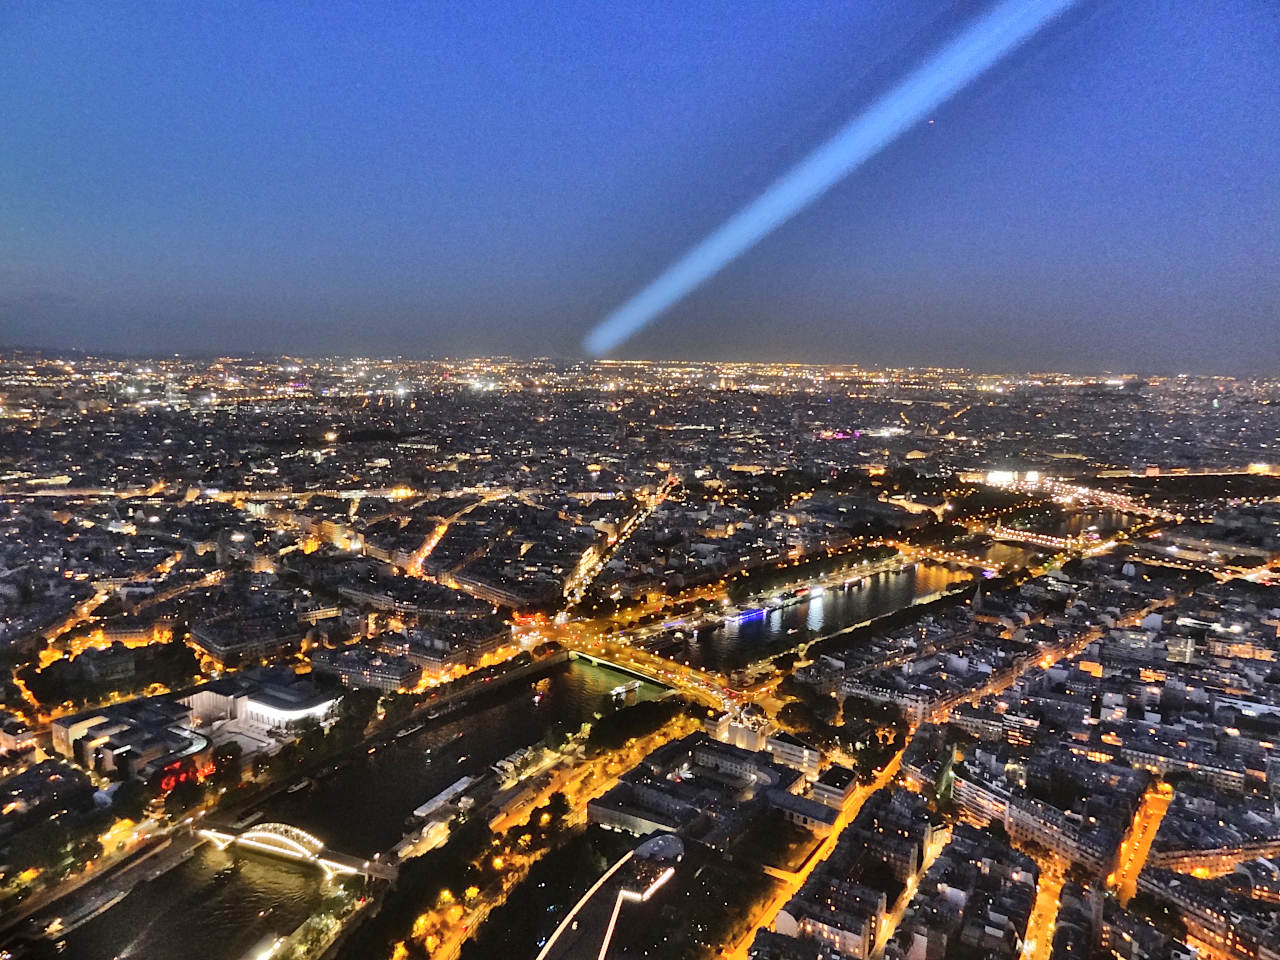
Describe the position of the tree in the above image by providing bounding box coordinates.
[383,693,415,725]
[776,675,806,700]
[812,694,840,726]
[772,652,800,673]
[164,779,205,818]
[294,717,325,755]
[211,741,244,791]
[986,819,1012,848]
[252,753,271,778]
[70,833,103,870]
[586,699,681,753]
[1065,862,1094,886]
[778,700,821,734]
[543,792,571,832]
[545,721,574,750]
[268,742,301,781]
[4,819,72,875]
[330,688,377,746]
[111,778,151,822]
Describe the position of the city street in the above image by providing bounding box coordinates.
[1020,859,1066,960]
[1112,782,1175,906]
[720,750,906,960]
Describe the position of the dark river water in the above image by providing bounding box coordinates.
[61,843,324,960]
[654,510,1130,672]
[675,561,972,671]
[967,508,1132,575]
[61,660,664,960]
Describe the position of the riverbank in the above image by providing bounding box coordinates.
[4,649,577,956]
[36,659,668,960]
[341,711,700,960]
[0,826,205,947]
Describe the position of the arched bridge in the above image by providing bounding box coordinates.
[198,821,397,881]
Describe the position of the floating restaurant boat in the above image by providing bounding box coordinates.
[609,680,642,699]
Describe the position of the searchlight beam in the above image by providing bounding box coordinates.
[582,0,1080,356]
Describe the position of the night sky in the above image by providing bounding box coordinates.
[2,1,1277,372]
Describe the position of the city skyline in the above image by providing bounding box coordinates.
[0,348,1265,381]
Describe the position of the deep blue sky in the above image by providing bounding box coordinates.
[2,1,1277,372]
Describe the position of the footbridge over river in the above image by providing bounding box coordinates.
[198,822,398,881]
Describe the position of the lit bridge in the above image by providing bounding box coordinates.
[198,822,397,881]
[568,647,729,709]
[570,650,670,687]
[987,525,1084,551]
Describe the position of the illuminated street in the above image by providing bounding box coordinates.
[720,751,906,960]
[1111,782,1175,906]
[1020,858,1065,960]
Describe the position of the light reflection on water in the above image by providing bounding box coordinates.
[686,561,972,671]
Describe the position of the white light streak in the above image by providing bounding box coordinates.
[583,0,1080,355]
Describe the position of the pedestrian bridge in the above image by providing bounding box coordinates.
[198,821,397,881]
